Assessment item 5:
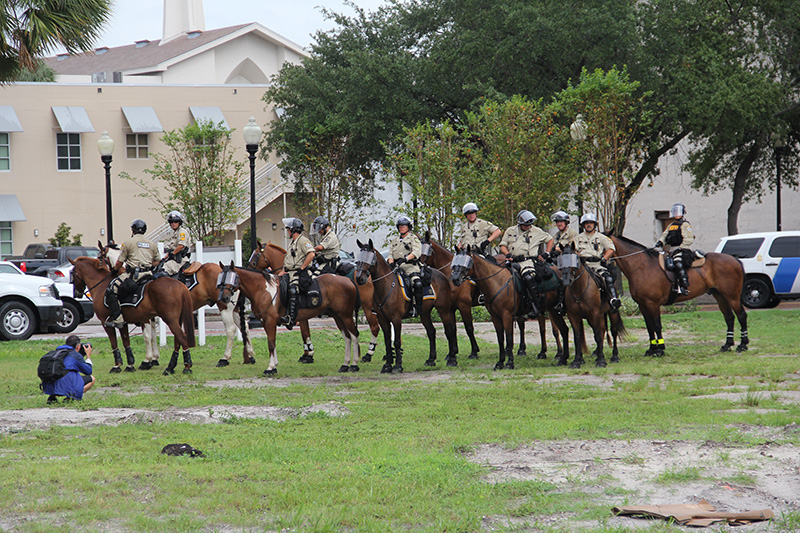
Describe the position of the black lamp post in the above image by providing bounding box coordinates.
[570,114,587,226]
[243,117,262,252]
[773,135,786,232]
[97,131,115,243]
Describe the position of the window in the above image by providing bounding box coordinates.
[56,133,81,170]
[768,236,800,258]
[720,238,764,259]
[0,222,12,259]
[126,133,149,159]
[0,133,9,171]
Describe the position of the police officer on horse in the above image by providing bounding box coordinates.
[550,210,577,314]
[161,210,190,276]
[388,215,424,317]
[499,210,554,319]
[281,217,315,330]
[311,216,340,274]
[655,203,694,295]
[104,219,159,328]
[575,213,621,311]
[457,202,501,252]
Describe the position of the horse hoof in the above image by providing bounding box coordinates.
[517,350,527,358]
[391,365,403,374]
[380,364,393,374]
[262,368,278,376]
[138,362,152,370]
[338,365,349,373]
[654,350,666,358]
[298,355,314,364]
[644,349,654,357]
[493,361,505,371]
[162,368,175,376]
[216,359,229,368]
[720,344,732,352]
[361,354,372,363]
[504,362,515,370]
[183,367,192,374]
[468,352,479,360]
[424,358,436,367]
[610,356,620,364]
[536,352,547,360]
[109,366,122,374]
[124,365,136,373]
[245,357,256,365]
[349,365,359,372]
[555,359,567,367]
[736,344,748,353]
[569,361,583,369]
[595,359,607,368]
[446,358,458,367]
[150,360,160,366]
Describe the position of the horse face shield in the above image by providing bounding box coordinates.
[557,251,579,286]
[450,254,473,286]
[216,269,240,303]
[354,250,376,285]
[420,243,432,261]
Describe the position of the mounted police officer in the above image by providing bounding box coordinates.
[457,202,501,252]
[655,203,694,295]
[281,217,315,330]
[161,210,190,276]
[575,213,621,310]
[499,210,554,319]
[311,216,340,274]
[104,219,159,329]
[388,215,423,317]
[551,210,577,314]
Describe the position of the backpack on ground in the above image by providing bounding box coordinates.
[37,349,70,386]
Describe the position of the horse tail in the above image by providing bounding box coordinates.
[237,291,250,346]
[181,289,196,348]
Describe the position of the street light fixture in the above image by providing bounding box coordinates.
[243,116,262,253]
[771,132,786,232]
[97,131,115,243]
[570,115,587,223]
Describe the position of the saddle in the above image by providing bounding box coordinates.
[335,260,356,279]
[279,274,323,310]
[155,261,201,290]
[658,250,705,297]
[395,270,436,303]
[106,277,153,308]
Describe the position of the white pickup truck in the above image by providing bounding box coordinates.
[0,261,64,340]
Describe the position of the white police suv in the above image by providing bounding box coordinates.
[715,231,800,308]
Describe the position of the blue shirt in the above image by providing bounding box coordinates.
[41,345,93,399]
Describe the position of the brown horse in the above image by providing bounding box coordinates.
[353,239,458,374]
[420,235,565,360]
[70,257,196,374]
[248,241,380,362]
[100,243,255,369]
[557,248,626,368]
[218,263,360,375]
[609,235,748,356]
[450,249,569,370]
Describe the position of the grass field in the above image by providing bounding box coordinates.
[1,307,799,532]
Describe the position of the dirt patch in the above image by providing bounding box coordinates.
[0,402,349,433]
[469,434,800,532]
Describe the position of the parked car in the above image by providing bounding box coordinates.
[0,261,63,340]
[715,231,800,308]
[44,262,95,333]
[6,243,99,277]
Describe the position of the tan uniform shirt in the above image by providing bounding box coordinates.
[314,229,341,260]
[119,234,159,270]
[504,226,552,272]
[658,219,694,250]
[165,227,189,254]
[575,231,615,272]
[390,232,422,276]
[459,218,499,248]
[553,227,578,251]
[285,235,314,272]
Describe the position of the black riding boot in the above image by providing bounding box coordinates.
[104,291,123,328]
[604,272,621,311]
[554,270,568,315]
[413,279,424,317]
[284,284,298,330]
[674,258,689,294]
[523,273,540,319]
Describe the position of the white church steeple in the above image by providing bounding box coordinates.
[162,0,205,44]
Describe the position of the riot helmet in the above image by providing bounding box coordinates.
[311,216,330,234]
[670,203,686,218]
[396,215,413,231]
[282,217,304,234]
[579,213,598,228]
[551,211,570,223]
[517,210,536,226]
[462,202,479,215]
[167,210,183,225]
[131,219,147,235]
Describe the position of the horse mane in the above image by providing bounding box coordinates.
[81,256,109,271]
[607,233,659,257]
[266,242,286,254]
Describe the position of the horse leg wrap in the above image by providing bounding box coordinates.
[164,350,179,375]
[125,346,136,366]
[367,342,377,356]
[183,350,193,373]
[304,342,314,356]
[112,348,123,366]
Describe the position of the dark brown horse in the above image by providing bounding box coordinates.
[610,235,748,356]
[70,257,196,374]
[450,249,569,370]
[557,248,626,368]
[353,239,458,373]
[248,241,380,362]
[218,263,360,375]
[420,235,565,360]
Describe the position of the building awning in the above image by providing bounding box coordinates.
[0,106,24,132]
[189,106,229,128]
[0,195,26,221]
[52,106,95,133]
[121,106,163,133]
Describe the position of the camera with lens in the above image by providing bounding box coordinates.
[79,343,91,356]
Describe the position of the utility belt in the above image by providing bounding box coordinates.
[126,264,153,274]
[512,255,537,263]
[584,257,602,262]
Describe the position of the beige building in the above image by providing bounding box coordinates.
[0,1,307,257]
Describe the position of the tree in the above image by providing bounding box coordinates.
[48,222,82,246]
[1,0,111,82]
[120,120,246,245]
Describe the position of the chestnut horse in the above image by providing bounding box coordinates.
[218,263,360,375]
[100,244,255,369]
[450,249,569,370]
[420,235,565,360]
[70,257,196,374]
[353,239,458,374]
[248,241,380,362]
[557,248,626,368]
[609,235,748,356]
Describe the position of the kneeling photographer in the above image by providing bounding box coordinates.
[41,335,95,405]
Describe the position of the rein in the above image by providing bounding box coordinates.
[73,269,112,300]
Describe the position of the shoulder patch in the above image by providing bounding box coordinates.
[137,242,151,249]
[179,232,186,239]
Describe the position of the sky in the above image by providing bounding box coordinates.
[93,0,388,50]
